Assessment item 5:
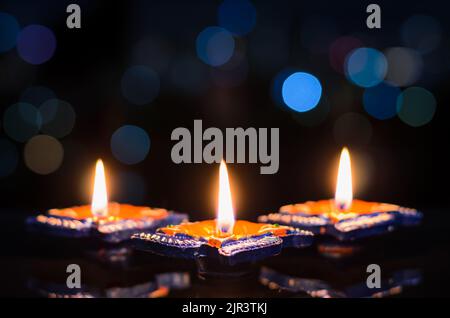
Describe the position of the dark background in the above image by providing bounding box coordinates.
[0,0,449,298]
[0,0,448,218]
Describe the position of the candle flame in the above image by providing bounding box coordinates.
[216,160,235,236]
[335,147,353,211]
[91,159,108,218]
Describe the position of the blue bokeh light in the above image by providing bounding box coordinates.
[363,82,402,120]
[0,138,19,177]
[345,48,387,88]
[281,72,322,112]
[218,0,256,36]
[196,26,235,67]
[0,12,20,53]
[121,65,160,106]
[17,25,56,65]
[111,125,150,165]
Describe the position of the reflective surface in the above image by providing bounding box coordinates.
[1,209,449,297]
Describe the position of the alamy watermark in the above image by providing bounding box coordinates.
[171,120,279,174]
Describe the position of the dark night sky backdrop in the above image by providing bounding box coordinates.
[0,0,448,222]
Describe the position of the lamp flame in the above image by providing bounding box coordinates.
[91,159,108,218]
[335,147,353,211]
[216,160,235,236]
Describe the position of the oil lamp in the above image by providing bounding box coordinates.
[131,161,313,267]
[258,148,422,241]
[27,159,187,243]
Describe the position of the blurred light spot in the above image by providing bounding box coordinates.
[282,72,322,112]
[115,171,147,204]
[301,16,338,53]
[363,82,401,120]
[20,86,56,108]
[17,25,56,65]
[121,65,160,106]
[345,48,387,88]
[292,98,330,127]
[40,99,76,138]
[132,36,173,73]
[169,55,209,95]
[3,103,41,142]
[111,125,150,165]
[397,87,436,127]
[218,0,256,36]
[0,12,20,52]
[196,26,235,67]
[24,135,64,174]
[401,15,441,54]
[0,138,19,177]
[329,36,363,74]
[334,112,372,146]
[384,47,423,87]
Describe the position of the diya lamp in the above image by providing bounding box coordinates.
[27,159,187,244]
[132,161,313,272]
[258,148,422,241]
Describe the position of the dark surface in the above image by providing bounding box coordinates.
[1,208,449,298]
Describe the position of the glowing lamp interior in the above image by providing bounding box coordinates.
[216,160,235,236]
[334,147,353,211]
[91,159,109,218]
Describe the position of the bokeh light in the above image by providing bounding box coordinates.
[3,103,41,142]
[0,138,19,177]
[210,42,248,88]
[24,135,64,175]
[40,99,76,138]
[397,87,436,127]
[334,112,373,146]
[115,171,148,204]
[20,86,56,109]
[401,15,441,54]
[384,47,423,87]
[345,48,387,88]
[111,125,150,165]
[196,26,235,67]
[0,12,20,53]
[363,82,402,120]
[17,25,56,65]
[121,65,160,106]
[329,36,363,74]
[281,72,322,112]
[218,0,256,36]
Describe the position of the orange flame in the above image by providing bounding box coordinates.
[91,159,108,218]
[216,160,235,236]
[335,147,353,211]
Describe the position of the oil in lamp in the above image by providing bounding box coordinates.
[27,159,187,243]
[131,160,313,267]
[258,148,422,241]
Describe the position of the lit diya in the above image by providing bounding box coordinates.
[258,148,422,241]
[132,161,313,266]
[27,159,187,243]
